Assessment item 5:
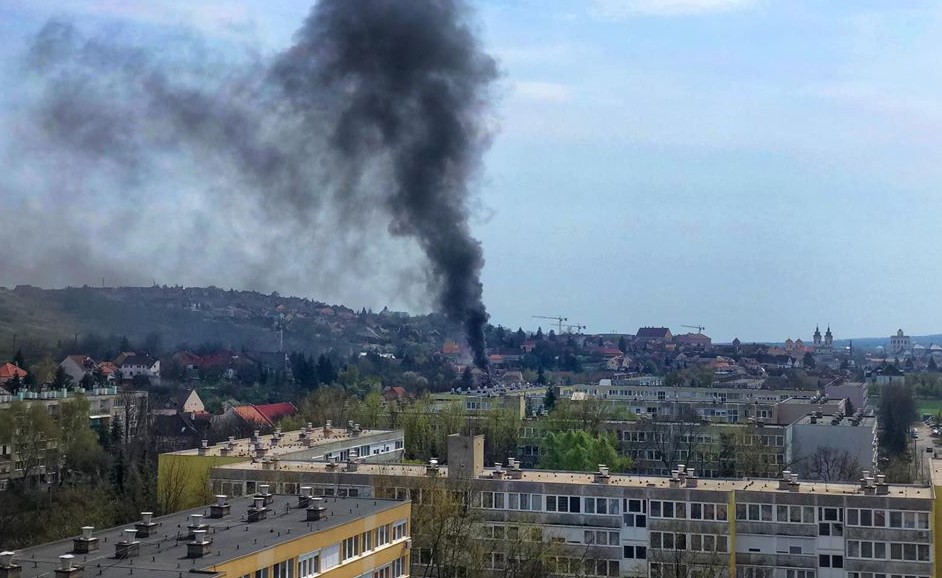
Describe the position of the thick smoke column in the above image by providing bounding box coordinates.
[7,0,496,369]
[274,0,496,369]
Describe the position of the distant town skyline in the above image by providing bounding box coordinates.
[2,1,942,342]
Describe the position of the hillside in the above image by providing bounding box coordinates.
[0,285,454,361]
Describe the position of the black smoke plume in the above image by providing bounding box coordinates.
[4,0,496,369]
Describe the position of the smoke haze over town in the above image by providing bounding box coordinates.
[2,1,942,342]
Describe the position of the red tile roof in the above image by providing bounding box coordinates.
[254,402,297,424]
[0,363,27,380]
[232,405,270,427]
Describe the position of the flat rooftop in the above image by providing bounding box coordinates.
[4,494,405,578]
[166,426,401,459]
[792,415,876,427]
[213,461,931,499]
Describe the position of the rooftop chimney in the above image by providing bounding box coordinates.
[252,430,261,443]
[72,526,99,554]
[298,487,312,509]
[593,464,611,484]
[685,469,698,488]
[114,530,140,559]
[197,439,210,455]
[778,470,792,491]
[425,458,440,477]
[248,497,268,522]
[306,497,327,522]
[135,512,158,538]
[54,555,81,578]
[210,495,230,519]
[0,552,20,578]
[186,529,212,558]
[257,484,274,505]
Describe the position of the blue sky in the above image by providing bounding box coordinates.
[1,0,941,342]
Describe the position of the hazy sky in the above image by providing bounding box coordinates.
[1,0,941,342]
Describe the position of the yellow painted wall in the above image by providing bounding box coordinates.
[934,484,942,578]
[157,453,247,513]
[728,490,736,578]
[206,502,411,578]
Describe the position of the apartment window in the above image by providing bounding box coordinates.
[342,536,360,561]
[298,552,320,578]
[255,569,269,578]
[584,530,619,546]
[818,507,843,522]
[272,561,293,578]
[362,530,372,552]
[650,500,685,519]
[623,513,646,527]
[818,522,843,536]
[625,498,646,513]
[377,524,390,545]
[737,567,772,578]
[320,545,339,571]
[819,554,843,568]
[623,545,646,559]
[690,502,727,521]
[392,520,407,540]
[784,570,815,578]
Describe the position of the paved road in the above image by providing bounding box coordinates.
[909,421,938,482]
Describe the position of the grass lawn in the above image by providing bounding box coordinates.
[918,399,942,417]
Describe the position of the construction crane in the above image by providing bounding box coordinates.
[533,315,567,334]
[682,324,705,334]
[564,323,587,334]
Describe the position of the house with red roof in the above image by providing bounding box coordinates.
[0,363,27,385]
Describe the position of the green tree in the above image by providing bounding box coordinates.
[58,395,109,480]
[543,385,556,411]
[878,383,916,454]
[0,401,59,486]
[538,430,632,472]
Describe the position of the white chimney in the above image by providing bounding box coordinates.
[192,530,208,544]
[141,512,153,524]
[300,486,312,498]
[58,556,74,571]
[82,527,94,539]
[0,553,14,567]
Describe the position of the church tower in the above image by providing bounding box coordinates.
[813,326,822,347]
[824,326,833,350]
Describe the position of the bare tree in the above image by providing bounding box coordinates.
[799,446,862,482]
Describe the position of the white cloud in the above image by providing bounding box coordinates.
[591,0,756,19]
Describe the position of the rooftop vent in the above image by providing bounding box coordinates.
[72,526,99,554]
[507,457,523,479]
[685,468,698,488]
[54,555,81,578]
[778,470,792,491]
[306,497,327,522]
[252,430,261,443]
[257,485,274,505]
[298,487,313,509]
[135,512,158,538]
[0,551,20,578]
[594,464,612,484]
[187,529,212,558]
[426,458,440,477]
[210,495,230,519]
[114,530,140,559]
[248,496,268,523]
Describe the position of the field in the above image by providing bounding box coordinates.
[917,399,942,418]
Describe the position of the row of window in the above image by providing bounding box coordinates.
[298,520,406,578]
[483,524,541,541]
[848,573,929,578]
[737,568,814,578]
[584,530,620,546]
[847,540,930,562]
[651,500,729,520]
[649,531,728,553]
[356,556,407,578]
[846,508,930,530]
